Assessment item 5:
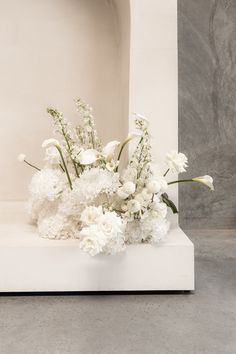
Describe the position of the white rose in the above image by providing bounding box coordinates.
[146,180,161,194]
[80,225,107,256]
[80,206,103,226]
[122,181,136,195]
[127,199,141,213]
[98,212,124,238]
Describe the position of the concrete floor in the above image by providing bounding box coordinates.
[0,230,235,354]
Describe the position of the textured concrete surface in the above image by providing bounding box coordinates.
[178,0,236,228]
[0,230,235,354]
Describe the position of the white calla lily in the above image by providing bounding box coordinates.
[102,140,120,158]
[42,138,60,149]
[126,131,142,142]
[192,175,214,191]
[79,149,99,165]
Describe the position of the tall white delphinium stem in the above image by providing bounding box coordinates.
[75,97,102,151]
[47,107,79,177]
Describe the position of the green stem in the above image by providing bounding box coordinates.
[163,168,169,177]
[59,121,79,178]
[168,179,193,185]
[55,146,72,190]
[24,160,41,171]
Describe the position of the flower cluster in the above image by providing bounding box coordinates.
[18,97,214,257]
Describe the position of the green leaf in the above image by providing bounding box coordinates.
[161,193,178,214]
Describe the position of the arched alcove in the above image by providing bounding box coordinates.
[0,0,130,200]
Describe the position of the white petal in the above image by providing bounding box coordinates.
[102,140,120,157]
[132,112,149,123]
[127,131,142,140]
[192,175,214,191]
[79,149,99,165]
[42,138,59,149]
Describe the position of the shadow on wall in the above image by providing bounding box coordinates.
[0,0,130,200]
[178,0,236,229]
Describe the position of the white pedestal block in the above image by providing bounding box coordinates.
[0,202,194,292]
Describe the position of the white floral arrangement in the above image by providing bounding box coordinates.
[18,98,214,257]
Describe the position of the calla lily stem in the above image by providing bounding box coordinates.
[168,179,194,185]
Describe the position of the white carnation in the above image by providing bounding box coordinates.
[80,225,107,256]
[166,151,188,173]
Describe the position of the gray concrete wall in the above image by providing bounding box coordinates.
[178,0,236,229]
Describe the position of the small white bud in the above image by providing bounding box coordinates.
[17,154,26,163]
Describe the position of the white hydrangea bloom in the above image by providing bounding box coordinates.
[166,151,188,173]
[73,168,119,202]
[125,215,169,244]
[29,169,65,202]
[148,218,170,243]
[149,201,167,219]
[38,212,80,240]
